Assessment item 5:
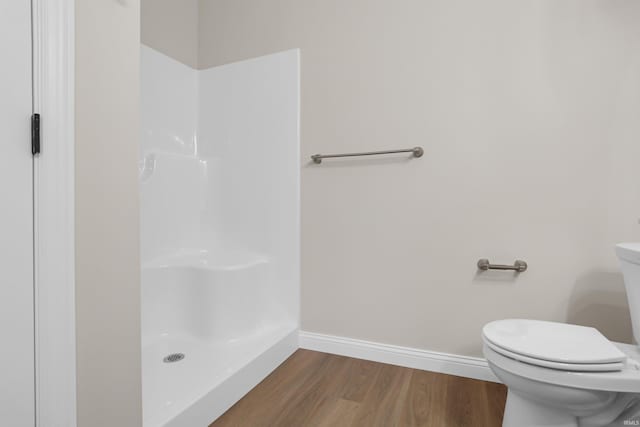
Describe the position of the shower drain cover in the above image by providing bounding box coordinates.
[163,353,185,363]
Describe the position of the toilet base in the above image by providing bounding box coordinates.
[503,391,578,427]
[502,387,640,427]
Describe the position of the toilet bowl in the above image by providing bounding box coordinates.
[483,243,640,427]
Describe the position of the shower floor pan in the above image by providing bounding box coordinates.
[142,324,297,427]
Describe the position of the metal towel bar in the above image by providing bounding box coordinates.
[477,259,528,273]
[311,147,424,164]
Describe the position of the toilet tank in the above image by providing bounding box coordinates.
[616,243,640,345]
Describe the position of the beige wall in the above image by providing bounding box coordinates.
[75,0,142,426]
[141,0,199,68]
[198,0,640,357]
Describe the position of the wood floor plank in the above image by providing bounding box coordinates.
[210,350,507,427]
[350,363,413,427]
[483,380,508,425]
[211,350,329,427]
[444,376,480,427]
[339,358,382,403]
[316,398,360,427]
[399,368,450,426]
[268,353,353,426]
[444,375,506,427]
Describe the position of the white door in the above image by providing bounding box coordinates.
[0,1,35,426]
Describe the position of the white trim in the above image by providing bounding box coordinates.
[32,0,76,426]
[299,331,499,383]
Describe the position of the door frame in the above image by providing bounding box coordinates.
[32,0,76,426]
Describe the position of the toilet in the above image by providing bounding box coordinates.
[483,243,640,427]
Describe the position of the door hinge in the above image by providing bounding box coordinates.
[31,113,40,155]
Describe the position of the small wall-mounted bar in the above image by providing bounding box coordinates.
[477,259,528,273]
[311,146,424,164]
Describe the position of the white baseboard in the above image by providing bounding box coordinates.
[298,331,499,383]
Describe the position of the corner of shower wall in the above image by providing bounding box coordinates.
[140,45,201,265]
[140,45,300,427]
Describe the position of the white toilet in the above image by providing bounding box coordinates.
[483,243,640,427]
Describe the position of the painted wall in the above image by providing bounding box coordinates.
[141,0,199,68]
[197,0,640,356]
[75,0,142,426]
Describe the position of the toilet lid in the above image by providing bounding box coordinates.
[483,319,626,365]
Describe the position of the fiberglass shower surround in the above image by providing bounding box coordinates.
[140,45,300,427]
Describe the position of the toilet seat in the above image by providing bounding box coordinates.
[484,338,624,372]
[484,342,640,393]
[483,319,626,369]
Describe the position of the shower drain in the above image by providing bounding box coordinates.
[163,353,185,363]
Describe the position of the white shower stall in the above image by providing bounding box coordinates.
[140,46,300,427]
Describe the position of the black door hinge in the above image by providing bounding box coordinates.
[31,113,40,155]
